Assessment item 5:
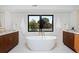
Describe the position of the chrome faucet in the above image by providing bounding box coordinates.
[39,32,45,36]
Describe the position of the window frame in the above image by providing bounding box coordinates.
[28,15,54,32]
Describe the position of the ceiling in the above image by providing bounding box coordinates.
[0,5,79,12]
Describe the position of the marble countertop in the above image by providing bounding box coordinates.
[0,30,18,36]
[64,29,79,34]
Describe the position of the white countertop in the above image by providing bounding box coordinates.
[0,30,18,36]
[64,29,79,34]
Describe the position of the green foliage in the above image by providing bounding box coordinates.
[29,19,39,29]
[42,18,52,28]
[42,18,49,23]
[29,17,52,31]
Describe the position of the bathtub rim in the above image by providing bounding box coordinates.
[26,36,56,40]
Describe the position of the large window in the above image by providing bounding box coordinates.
[28,15,54,32]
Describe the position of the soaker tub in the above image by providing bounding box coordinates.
[26,36,56,51]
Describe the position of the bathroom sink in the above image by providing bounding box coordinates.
[64,29,79,34]
[0,30,18,36]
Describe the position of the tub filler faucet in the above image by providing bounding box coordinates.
[39,32,45,36]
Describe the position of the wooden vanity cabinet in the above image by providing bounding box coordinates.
[63,31,74,50]
[63,31,79,52]
[0,32,19,53]
[74,34,79,52]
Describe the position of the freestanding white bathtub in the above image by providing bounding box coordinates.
[26,36,56,51]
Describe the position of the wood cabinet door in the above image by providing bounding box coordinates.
[0,32,19,53]
[4,32,19,51]
[2,34,12,52]
[63,31,74,50]
[0,36,6,53]
[9,32,18,47]
[0,35,12,53]
[74,34,79,52]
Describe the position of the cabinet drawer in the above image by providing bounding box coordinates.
[63,31,74,36]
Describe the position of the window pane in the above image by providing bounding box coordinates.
[28,16,40,32]
[41,16,53,32]
[28,15,53,32]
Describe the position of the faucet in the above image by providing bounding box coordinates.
[39,32,45,36]
[71,27,76,31]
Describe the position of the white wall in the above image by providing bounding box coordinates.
[9,10,72,36]
[0,10,73,36]
[4,11,13,30]
[72,10,79,31]
[0,12,5,28]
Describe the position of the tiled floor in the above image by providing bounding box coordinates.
[9,32,75,53]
